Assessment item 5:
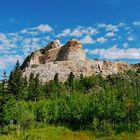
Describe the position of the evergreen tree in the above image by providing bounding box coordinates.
[34,73,44,100]
[67,72,75,90]
[8,60,24,100]
[0,71,10,130]
[27,73,44,101]
[21,76,28,100]
[0,71,8,97]
[80,73,83,82]
[28,73,35,100]
[54,73,59,84]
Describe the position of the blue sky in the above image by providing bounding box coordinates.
[0,0,140,77]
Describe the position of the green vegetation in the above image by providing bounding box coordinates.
[0,125,140,140]
[0,61,140,139]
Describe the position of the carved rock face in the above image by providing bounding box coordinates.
[44,39,60,52]
[21,39,86,69]
[56,40,86,61]
[22,39,132,82]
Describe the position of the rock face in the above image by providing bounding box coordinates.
[21,39,86,69]
[56,40,86,61]
[22,39,132,83]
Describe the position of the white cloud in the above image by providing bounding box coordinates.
[80,27,99,35]
[118,22,126,27]
[105,32,115,37]
[86,47,140,59]
[19,24,53,35]
[0,33,18,51]
[57,26,99,38]
[96,37,107,44]
[128,35,136,41]
[105,24,119,32]
[80,35,95,44]
[0,55,23,70]
[0,33,7,41]
[57,28,71,37]
[96,23,119,33]
[28,31,39,36]
[133,21,140,27]
[36,24,53,33]
[123,43,129,48]
[96,23,107,28]
[0,61,6,70]
[71,28,83,37]
[20,29,28,34]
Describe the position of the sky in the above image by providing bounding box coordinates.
[0,0,140,77]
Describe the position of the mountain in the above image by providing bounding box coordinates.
[22,39,133,82]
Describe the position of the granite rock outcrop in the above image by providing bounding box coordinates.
[22,39,132,82]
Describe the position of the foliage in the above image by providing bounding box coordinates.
[0,125,140,140]
[0,61,140,136]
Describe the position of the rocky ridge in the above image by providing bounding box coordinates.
[22,39,132,82]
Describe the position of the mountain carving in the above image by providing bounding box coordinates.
[22,39,133,82]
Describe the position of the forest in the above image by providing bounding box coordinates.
[0,61,140,139]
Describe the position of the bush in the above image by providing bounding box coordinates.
[3,100,35,129]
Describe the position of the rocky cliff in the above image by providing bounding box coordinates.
[22,39,132,82]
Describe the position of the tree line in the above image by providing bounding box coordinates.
[0,60,140,135]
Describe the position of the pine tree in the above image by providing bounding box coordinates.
[21,76,28,100]
[67,72,75,90]
[54,73,59,84]
[8,60,24,100]
[28,73,35,100]
[34,73,43,100]
[0,71,10,129]
[1,71,7,97]
[80,73,83,82]
[27,73,44,101]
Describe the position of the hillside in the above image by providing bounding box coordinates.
[22,39,133,82]
[0,50,140,139]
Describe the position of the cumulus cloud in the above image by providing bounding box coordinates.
[96,37,107,44]
[105,32,115,37]
[105,24,119,32]
[80,35,95,44]
[35,24,53,33]
[57,26,99,38]
[1,24,53,51]
[0,55,23,70]
[19,24,53,35]
[20,29,28,34]
[0,33,18,52]
[85,46,140,59]
[96,23,121,34]
[71,28,83,37]
[57,28,71,37]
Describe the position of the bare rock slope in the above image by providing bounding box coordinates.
[22,39,132,82]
